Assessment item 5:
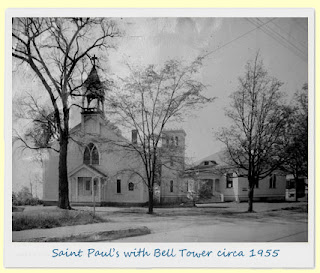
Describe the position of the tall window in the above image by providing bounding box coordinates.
[226,173,233,188]
[170,180,174,192]
[117,179,121,193]
[83,143,99,165]
[175,136,179,146]
[269,174,277,188]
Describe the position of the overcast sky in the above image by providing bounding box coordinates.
[12,17,308,195]
[107,17,308,161]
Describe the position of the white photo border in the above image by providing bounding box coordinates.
[4,8,315,268]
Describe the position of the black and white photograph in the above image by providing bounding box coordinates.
[7,10,313,266]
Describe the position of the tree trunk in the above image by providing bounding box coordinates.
[58,135,71,209]
[248,180,255,212]
[148,188,154,214]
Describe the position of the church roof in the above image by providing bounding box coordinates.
[87,164,108,177]
[68,163,108,177]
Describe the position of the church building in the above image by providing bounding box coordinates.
[42,64,189,206]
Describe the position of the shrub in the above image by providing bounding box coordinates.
[198,183,213,199]
[12,187,43,206]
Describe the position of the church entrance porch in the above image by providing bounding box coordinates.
[68,164,107,205]
[76,177,100,203]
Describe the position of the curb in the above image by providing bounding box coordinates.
[13,226,151,242]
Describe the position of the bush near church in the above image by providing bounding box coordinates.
[12,187,43,206]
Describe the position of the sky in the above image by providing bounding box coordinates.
[12,17,308,196]
[106,17,308,161]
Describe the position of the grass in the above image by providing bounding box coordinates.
[12,208,106,231]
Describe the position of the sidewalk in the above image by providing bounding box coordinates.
[195,200,308,212]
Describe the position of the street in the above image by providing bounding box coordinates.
[97,201,308,242]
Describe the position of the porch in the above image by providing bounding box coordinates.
[68,164,107,204]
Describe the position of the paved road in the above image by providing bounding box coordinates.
[108,202,308,242]
[112,216,307,242]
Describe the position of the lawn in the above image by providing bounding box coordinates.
[12,207,106,231]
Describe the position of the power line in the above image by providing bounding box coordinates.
[247,18,291,52]
[269,20,307,49]
[255,18,307,57]
[246,18,307,63]
[202,18,276,59]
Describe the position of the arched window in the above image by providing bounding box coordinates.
[83,147,91,164]
[83,143,99,165]
[91,146,99,164]
[128,182,134,191]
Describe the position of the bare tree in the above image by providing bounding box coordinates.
[216,54,289,212]
[282,84,308,200]
[106,58,214,214]
[12,18,119,209]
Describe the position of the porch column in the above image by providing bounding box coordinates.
[68,179,71,201]
[91,177,95,203]
[75,177,79,202]
[212,179,215,194]
[98,178,102,203]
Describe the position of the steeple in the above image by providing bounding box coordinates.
[82,55,105,115]
[81,57,105,134]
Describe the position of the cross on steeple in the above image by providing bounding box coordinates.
[91,54,98,67]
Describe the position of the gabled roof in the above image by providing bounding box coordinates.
[69,117,127,142]
[184,151,231,176]
[68,163,108,177]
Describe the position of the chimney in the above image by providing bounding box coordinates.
[132,129,138,144]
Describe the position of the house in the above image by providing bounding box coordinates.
[42,64,188,206]
[184,152,287,202]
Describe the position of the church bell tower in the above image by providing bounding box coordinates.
[81,56,105,134]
